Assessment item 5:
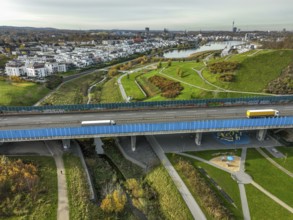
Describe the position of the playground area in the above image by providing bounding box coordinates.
[210,154,241,172]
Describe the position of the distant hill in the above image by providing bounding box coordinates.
[0,26,59,31]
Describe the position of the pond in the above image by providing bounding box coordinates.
[163,41,244,58]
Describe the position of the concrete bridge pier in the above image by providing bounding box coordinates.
[94,137,104,154]
[131,136,137,151]
[195,132,202,145]
[256,129,267,141]
[62,139,71,150]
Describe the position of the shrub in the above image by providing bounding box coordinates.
[148,75,183,98]
[208,61,239,73]
[175,159,233,220]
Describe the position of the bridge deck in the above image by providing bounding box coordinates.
[1,117,292,142]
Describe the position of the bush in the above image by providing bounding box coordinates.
[148,75,183,98]
[175,159,233,220]
[219,73,235,82]
[208,61,239,73]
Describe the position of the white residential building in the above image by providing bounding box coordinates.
[45,62,59,74]
[26,63,48,78]
[58,63,67,72]
[5,62,26,76]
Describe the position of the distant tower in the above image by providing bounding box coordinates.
[145,27,150,39]
[232,20,237,33]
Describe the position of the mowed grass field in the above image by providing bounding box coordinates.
[266,146,293,173]
[246,184,293,220]
[121,72,146,101]
[0,80,50,106]
[245,148,293,207]
[100,75,124,103]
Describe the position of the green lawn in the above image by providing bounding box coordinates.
[245,148,293,207]
[0,80,50,106]
[266,146,293,173]
[100,76,124,103]
[167,153,243,219]
[1,156,58,220]
[246,184,293,220]
[121,72,146,101]
[145,165,194,220]
[203,49,293,93]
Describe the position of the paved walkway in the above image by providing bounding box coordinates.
[251,181,293,214]
[238,184,251,220]
[256,148,293,178]
[146,136,206,220]
[237,148,251,220]
[117,63,157,102]
[45,141,69,220]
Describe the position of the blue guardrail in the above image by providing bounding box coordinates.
[1,117,293,141]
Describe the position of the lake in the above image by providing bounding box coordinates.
[163,41,244,58]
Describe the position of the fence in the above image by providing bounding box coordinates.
[1,117,293,141]
[1,95,293,114]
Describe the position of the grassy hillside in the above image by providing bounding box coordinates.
[0,80,50,106]
[203,49,293,92]
[41,71,104,105]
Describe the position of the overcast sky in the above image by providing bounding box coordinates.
[1,0,293,31]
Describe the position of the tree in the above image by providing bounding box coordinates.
[100,189,127,213]
[167,60,172,67]
[108,68,118,78]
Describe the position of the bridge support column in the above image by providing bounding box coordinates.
[256,129,267,141]
[131,136,136,151]
[195,133,202,146]
[62,139,71,150]
[94,137,104,154]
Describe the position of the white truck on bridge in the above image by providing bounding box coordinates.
[81,120,116,126]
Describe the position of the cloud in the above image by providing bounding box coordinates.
[1,0,293,30]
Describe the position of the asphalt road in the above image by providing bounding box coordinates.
[1,104,293,130]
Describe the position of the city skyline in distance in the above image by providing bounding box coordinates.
[1,0,293,31]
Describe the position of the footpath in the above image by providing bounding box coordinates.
[45,141,69,220]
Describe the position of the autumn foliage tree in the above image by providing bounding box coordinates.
[0,156,39,216]
[100,189,127,213]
